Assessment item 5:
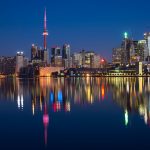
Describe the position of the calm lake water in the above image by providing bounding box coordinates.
[0,77,150,149]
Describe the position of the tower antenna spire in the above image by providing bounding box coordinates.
[44,8,47,31]
[43,8,48,50]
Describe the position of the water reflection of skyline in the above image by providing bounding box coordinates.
[0,78,150,121]
[110,77,150,126]
[0,77,150,144]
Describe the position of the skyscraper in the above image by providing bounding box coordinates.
[16,52,24,75]
[112,48,122,65]
[84,51,95,68]
[121,32,133,64]
[51,46,62,67]
[31,44,38,60]
[144,32,150,59]
[72,53,82,68]
[72,50,100,68]
[137,40,146,61]
[62,44,70,59]
[62,44,71,68]
[51,46,61,57]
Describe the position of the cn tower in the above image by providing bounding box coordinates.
[43,8,48,50]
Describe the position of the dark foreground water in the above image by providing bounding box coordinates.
[0,77,150,149]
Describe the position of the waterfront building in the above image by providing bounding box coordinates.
[112,48,122,65]
[51,46,62,67]
[51,46,61,57]
[52,56,63,67]
[80,50,86,67]
[72,53,82,68]
[84,51,95,68]
[72,50,101,68]
[138,40,147,61]
[121,32,133,65]
[63,58,73,68]
[130,41,137,64]
[93,55,101,68]
[31,45,42,64]
[139,62,143,75]
[116,32,147,65]
[24,57,29,67]
[39,67,64,77]
[144,32,150,56]
[69,56,73,68]
[31,44,38,60]
[62,44,71,68]
[43,50,49,64]
[130,40,147,63]
[62,44,70,60]
[16,52,24,75]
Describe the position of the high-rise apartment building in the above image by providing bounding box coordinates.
[137,40,146,61]
[16,52,24,74]
[62,44,71,68]
[84,51,95,68]
[144,32,150,56]
[72,50,100,68]
[51,46,62,67]
[121,39,133,64]
[112,48,122,65]
[31,44,38,60]
[72,53,82,68]
[62,44,70,59]
[51,46,61,57]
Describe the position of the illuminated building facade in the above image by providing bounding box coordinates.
[112,48,122,65]
[138,62,143,75]
[72,53,82,68]
[137,40,146,61]
[84,51,95,68]
[72,50,101,68]
[51,46,62,67]
[39,67,64,77]
[31,44,49,65]
[144,32,150,56]
[93,55,101,68]
[51,46,61,56]
[62,44,70,60]
[31,44,38,60]
[16,52,24,75]
[31,44,42,63]
[62,44,71,68]
[114,32,148,65]
[130,40,145,63]
[121,34,133,64]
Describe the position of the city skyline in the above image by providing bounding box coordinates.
[1,1,150,149]
[1,0,150,61]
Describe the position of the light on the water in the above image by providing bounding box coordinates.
[125,110,128,126]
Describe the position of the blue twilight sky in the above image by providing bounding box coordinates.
[0,0,150,61]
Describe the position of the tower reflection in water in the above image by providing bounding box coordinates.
[0,77,150,144]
